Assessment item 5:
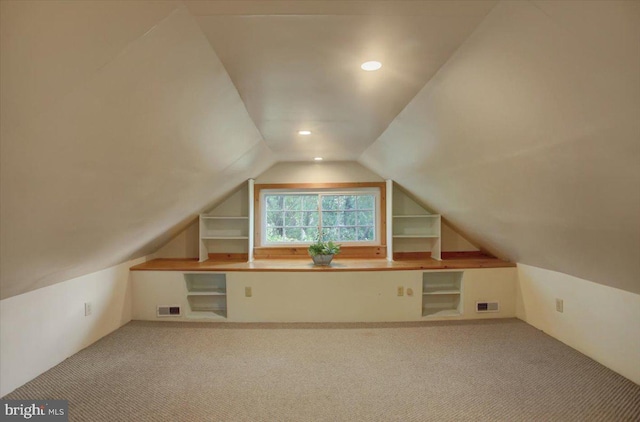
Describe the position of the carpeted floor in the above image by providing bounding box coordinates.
[4,319,640,421]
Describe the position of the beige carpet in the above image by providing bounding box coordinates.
[4,319,640,421]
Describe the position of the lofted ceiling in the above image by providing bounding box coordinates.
[1,0,638,300]
[361,0,640,294]
[185,0,497,160]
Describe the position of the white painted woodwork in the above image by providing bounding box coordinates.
[131,267,516,323]
[391,184,442,260]
[199,181,252,262]
[248,179,255,262]
[386,179,393,261]
[422,272,463,317]
[157,169,474,260]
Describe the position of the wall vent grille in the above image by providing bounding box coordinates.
[157,305,181,317]
[476,301,499,313]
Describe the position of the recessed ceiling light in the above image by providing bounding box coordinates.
[298,130,312,135]
[314,157,323,161]
[361,61,382,71]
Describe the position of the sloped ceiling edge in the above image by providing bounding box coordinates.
[359,0,640,294]
[0,3,275,299]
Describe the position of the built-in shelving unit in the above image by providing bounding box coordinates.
[199,180,254,262]
[388,181,441,260]
[422,271,463,317]
[185,273,227,319]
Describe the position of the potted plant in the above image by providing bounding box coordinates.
[308,232,341,266]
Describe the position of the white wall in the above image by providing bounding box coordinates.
[256,161,384,183]
[152,221,200,259]
[156,161,382,259]
[516,263,640,385]
[0,257,144,396]
[441,222,478,252]
[152,161,477,258]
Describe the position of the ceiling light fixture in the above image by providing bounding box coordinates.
[314,157,323,161]
[361,61,382,71]
[298,130,312,135]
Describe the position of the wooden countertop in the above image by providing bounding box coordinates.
[130,256,516,272]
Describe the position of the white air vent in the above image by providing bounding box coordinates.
[157,305,181,317]
[476,301,499,313]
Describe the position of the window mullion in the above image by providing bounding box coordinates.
[317,193,323,236]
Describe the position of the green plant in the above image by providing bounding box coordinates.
[308,232,341,256]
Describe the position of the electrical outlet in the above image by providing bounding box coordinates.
[555,298,563,313]
[245,287,252,297]
[84,302,92,316]
[397,286,404,296]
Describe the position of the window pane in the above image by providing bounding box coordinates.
[301,227,318,242]
[284,227,303,241]
[301,195,318,211]
[357,195,374,210]
[284,211,302,227]
[357,226,374,241]
[343,196,357,210]
[323,227,340,241]
[303,211,319,226]
[266,227,285,242]
[340,227,357,241]
[343,211,356,226]
[263,190,378,245]
[266,211,283,227]
[356,210,374,226]
[322,195,344,210]
[322,211,339,226]
[284,196,301,210]
[266,195,284,211]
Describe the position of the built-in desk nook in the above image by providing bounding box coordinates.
[130,256,517,323]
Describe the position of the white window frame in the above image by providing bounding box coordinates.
[260,187,381,247]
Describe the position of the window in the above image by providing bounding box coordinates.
[260,187,381,246]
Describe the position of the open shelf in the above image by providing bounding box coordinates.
[201,216,248,220]
[186,310,227,319]
[422,272,463,317]
[187,295,226,311]
[390,183,441,260]
[201,236,249,240]
[187,291,226,296]
[185,273,226,292]
[393,215,440,218]
[199,180,253,262]
[422,307,461,318]
[423,290,461,295]
[184,273,227,319]
[201,218,249,238]
[392,216,440,237]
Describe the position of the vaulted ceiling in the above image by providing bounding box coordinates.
[1,0,638,299]
[185,0,496,160]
